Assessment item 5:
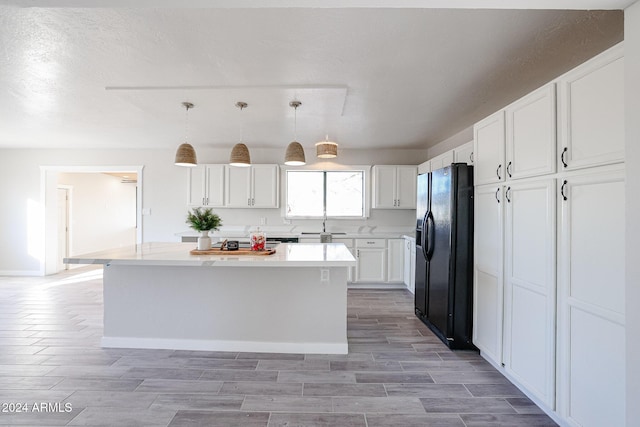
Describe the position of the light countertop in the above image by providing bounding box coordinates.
[64,242,356,268]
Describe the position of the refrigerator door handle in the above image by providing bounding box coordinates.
[421,210,429,260]
[426,211,435,261]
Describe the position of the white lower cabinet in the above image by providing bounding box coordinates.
[387,239,404,283]
[333,238,355,283]
[473,184,505,365]
[502,179,556,409]
[354,239,386,283]
[403,237,416,294]
[556,165,625,427]
[474,179,557,410]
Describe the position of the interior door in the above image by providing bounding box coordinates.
[427,166,453,337]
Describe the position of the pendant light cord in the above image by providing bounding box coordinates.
[294,104,298,141]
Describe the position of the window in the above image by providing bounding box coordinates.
[286,170,364,218]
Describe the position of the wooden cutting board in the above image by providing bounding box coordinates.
[189,248,276,256]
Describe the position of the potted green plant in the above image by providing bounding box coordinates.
[186,207,222,250]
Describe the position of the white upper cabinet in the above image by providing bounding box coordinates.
[454,141,474,165]
[251,164,280,208]
[418,160,431,174]
[225,164,279,208]
[429,150,455,171]
[505,84,556,180]
[187,164,225,207]
[372,165,417,209]
[474,110,506,185]
[558,43,624,171]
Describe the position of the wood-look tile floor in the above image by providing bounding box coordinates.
[0,267,558,426]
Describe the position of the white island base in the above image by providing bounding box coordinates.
[66,243,354,355]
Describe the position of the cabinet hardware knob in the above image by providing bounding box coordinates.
[507,161,512,177]
[561,147,568,168]
[505,187,511,203]
[496,164,502,180]
[470,151,474,163]
[561,180,568,201]
[495,188,500,203]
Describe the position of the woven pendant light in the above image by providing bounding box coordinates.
[316,135,338,159]
[174,102,198,167]
[284,101,306,166]
[230,102,251,167]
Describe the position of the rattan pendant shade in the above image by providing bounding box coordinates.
[174,102,198,167]
[229,142,251,167]
[284,141,306,166]
[175,142,198,167]
[229,102,251,167]
[316,140,338,158]
[284,101,306,166]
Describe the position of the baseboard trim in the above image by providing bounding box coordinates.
[0,270,42,277]
[101,337,348,355]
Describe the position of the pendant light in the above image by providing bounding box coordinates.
[174,102,198,167]
[284,101,306,166]
[316,135,338,159]
[229,101,251,167]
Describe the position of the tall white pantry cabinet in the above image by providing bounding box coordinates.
[472,43,625,427]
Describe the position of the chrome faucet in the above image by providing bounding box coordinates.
[322,215,327,233]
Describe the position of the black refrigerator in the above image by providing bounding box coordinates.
[415,163,475,350]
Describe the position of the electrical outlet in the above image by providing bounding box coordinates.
[320,269,330,282]
[260,217,267,225]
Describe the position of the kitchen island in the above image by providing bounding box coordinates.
[65,242,356,354]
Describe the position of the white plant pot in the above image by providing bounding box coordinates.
[197,230,211,250]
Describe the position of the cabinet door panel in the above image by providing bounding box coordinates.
[473,185,504,365]
[454,141,474,165]
[187,166,207,206]
[557,166,625,425]
[396,167,417,209]
[205,165,225,207]
[373,166,397,209]
[508,286,549,397]
[225,167,251,207]
[252,165,279,208]
[474,270,502,364]
[387,239,404,283]
[559,46,624,170]
[506,84,556,179]
[567,308,625,427]
[474,111,505,185]
[356,249,386,282]
[567,176,625,314]
[503,180,556,407]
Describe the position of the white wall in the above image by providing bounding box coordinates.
[0,146,427,275]
[625,2,640,425]
[426,126,473,159]
[58,173,136,256]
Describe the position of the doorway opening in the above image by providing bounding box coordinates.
[41,165,144,276]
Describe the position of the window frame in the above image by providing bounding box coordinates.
[281,166,371,220]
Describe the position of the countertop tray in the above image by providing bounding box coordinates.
[189,248,276,256]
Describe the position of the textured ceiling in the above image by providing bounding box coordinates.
[0,5,624,151]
